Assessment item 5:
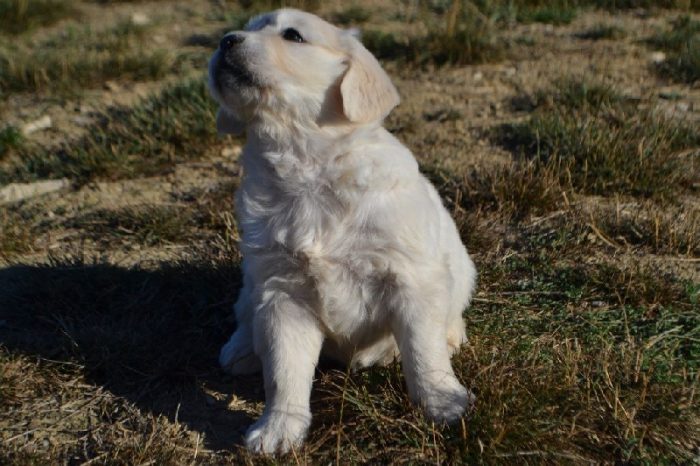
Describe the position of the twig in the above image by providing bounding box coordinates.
[587,215,621,250]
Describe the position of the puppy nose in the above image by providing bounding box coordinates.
[220,33,244,50]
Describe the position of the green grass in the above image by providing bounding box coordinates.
[456,261,699,462]
[647,16,700,83]
[497,77,699,200]
[0,126,23,160]
[516,3,578,25]
[0,0,77,35]
[0,77,226,185]
[0,20,173,94]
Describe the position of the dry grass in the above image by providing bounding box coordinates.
[68,205,196,247]
[580,201,700,256]
[0,209,34,261]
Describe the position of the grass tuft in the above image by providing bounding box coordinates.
[70,205,195,247]
[363,20,503,66]
[497,77,699,200]
[426,161,566,222]
[0,126,23,160]
[581,202,700,255]
[0,20,174,94]
[516,3,578,24]
[1,77,226,184]
[647,16,700,83]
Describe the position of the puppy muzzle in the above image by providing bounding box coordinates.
[211,33,256,90]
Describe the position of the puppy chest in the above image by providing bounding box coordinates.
[238,183,345,252]
[307,253,396,338]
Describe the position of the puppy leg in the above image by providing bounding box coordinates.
[245,292,324,454]
[391,289,474,424]
[446,316,467,356]
[220,277,261,374]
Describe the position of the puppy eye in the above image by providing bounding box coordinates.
[282,28,305,43]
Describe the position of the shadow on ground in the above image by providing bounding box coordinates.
[0,258,261,451]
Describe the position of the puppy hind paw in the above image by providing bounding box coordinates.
[244,412,310,455]
[219,333,261,375]
[422,381,475,425]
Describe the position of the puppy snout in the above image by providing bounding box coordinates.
[220,33,245,51]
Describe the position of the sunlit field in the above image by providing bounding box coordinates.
[1,0,698,463]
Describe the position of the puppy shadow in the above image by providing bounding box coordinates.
[0,259,261,451]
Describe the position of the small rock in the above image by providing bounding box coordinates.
[675,102,690,112]
[21,115,52,135]
[72,115,92,126]
[0,179,69,204]
[104,80,121,92]
[591,301,606,308]
[650,51,666,64]
[473,71,483,82]
[659,90,682,100]
[131,12,149,26]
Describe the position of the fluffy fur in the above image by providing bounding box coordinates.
[209,9,477,455]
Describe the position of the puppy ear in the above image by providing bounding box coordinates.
[340,36,400,124]
[216,107,245,136]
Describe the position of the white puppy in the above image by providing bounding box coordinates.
[209,9,477,455]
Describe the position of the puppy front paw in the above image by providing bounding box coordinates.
[244,411,311,455]
[422,379,475,425]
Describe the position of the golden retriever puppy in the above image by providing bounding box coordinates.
[209,8,477,454]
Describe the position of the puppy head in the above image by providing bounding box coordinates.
[209,9,399,135]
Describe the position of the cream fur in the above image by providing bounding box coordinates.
[209,8,477,455]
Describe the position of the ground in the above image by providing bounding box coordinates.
[0,0,699,464]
